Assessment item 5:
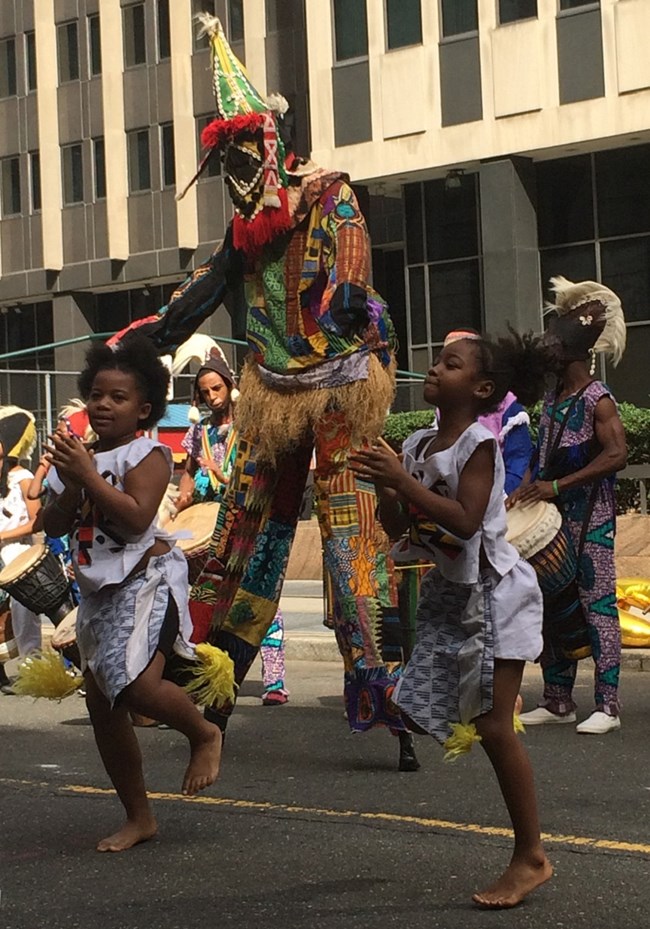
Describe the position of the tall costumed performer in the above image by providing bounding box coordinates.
[110,15,418,771]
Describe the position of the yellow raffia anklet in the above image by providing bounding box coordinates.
[14,648,83,701]
[183,643,237,708]
[443,722,482,762]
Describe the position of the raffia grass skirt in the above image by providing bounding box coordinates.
[234,353,396,464]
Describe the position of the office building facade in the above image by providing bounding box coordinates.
[1,1,649,412]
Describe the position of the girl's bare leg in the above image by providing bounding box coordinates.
[124,652,221,797]
[84,671,157,853]
[472,659,552,908]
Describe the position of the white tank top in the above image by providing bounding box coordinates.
[390,422,519,584]
[48,438,173,597]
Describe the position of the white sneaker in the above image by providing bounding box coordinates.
[518,706,577,725]
[576,711,621,734]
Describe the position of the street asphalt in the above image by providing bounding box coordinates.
[2,637,650,929]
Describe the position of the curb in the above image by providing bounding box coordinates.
[41,623,650,668]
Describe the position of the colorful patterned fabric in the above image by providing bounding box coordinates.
[189,411,408,733]
[260,608,288,694]
[181,418,236,503]
[536,381,620,715]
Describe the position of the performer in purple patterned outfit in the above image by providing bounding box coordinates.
[511,278,627,735]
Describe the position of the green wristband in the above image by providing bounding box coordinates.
[552,480,560,497]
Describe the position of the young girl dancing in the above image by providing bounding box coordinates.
[43,336,222,852]
[350,329,552,908]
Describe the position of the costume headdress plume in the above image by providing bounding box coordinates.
[545,276,626,370]
[177,14,291,255]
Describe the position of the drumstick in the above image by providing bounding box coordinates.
[374,436,399,456]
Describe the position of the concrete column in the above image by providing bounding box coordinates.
[479,157,542,335]
[170,0,199,250]
[99,0,129,260]
[52,293,96,374]
[34,0,63,271]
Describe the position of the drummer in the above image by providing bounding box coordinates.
[0,407,42,694]
[176,350,290,707]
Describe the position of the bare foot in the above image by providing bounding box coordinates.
[515,694,523,716]
[97,816,157,853]
[472,855,552,908]
[182,727,222,796]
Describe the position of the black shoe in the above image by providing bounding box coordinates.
[0,664,10,687]
[1,683,16,695]
[398,731,421,772]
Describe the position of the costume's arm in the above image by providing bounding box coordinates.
[108,225,242,354]
[322,182,386,341]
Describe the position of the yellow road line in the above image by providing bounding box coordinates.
[33,781,650,857]
[4,778,649,857]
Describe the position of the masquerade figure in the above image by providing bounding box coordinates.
[0,407,41,688]
[511,278,628,735]
[110,17,416,770]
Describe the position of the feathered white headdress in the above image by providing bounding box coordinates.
[546,276,626,366]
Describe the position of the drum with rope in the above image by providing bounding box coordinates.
[506,500,591,660]
[0,543,75,625]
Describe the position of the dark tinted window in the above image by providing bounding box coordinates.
[539,244,597,302]
[404,183,424,265]
[441,0,478,37]
[429,260,482,343]
[25,32,37,91]
[333,0,368,61]
[30,152,41,211]
[94,138,106,199]
[536,156,593,246]
[499,0,537,24]
[424,176,479,262]
[88,14,102,75]
[128,130,151,191]
[1,157,21,216]
[601,237,650,323]
[409,267,427,344]
[0,38,17,97]
[596,145,650,238]
[157,0,171,59]
[386,0,422,49]
[161,123,176,187]
[58,22,79,82]
[62,144,84,204]
[124,4,147,66]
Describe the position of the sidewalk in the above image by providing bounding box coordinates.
[37,579,650,669]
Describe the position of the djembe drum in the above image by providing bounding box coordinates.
[0,543,75,626]
[506,500,591,660]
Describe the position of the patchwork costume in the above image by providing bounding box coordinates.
[111,17,404,733]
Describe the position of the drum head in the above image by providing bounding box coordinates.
[51,608,78,650]
[0,543,47,585]
[171,503,219,554]
[506,501,555,545]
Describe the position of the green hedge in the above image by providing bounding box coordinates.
[384,402,650,513]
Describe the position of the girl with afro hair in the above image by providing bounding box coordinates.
[43,336,222,851]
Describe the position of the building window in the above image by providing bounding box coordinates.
[157,0,171,60]
[93,138,106,199]
[193,0,216,49]
[1,157,21,216]
[405,176,482,353]
[440,0,478,37]
[228,0,244,42]
[128,129,151,191]
[498,0,537,24]
[25,32,37,91]
[88,13,102,75]
[537,155,594,247]
[0,37,17,98]
[57,21,80,83]
[559,0,599,9]
[333,0,368,61]
[386,0,422,49]
[595,145,650,239]
[124,3,147,67]
[62,144,84,204]
[30,152,41,211]
[161,123,175,187]
[197,116,221,178]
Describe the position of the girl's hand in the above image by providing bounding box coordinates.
[348,446,406,489]
[48,433,95,485]
[511,480,556,506]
